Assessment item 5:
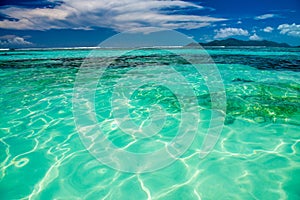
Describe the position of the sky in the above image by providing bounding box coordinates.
[0,0,299,48]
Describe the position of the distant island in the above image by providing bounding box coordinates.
[188,38,292,47]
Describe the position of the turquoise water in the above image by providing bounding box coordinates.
[0,47,299,199]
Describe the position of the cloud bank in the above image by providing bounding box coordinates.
[214,28,249,39]
[249,33,262,41]
[0,0,226,32]
[278,23,300,37]
[255,14,276,20]
[263,26,274,33]
[0,35,32,46]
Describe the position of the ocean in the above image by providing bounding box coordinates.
[0,47,299,199]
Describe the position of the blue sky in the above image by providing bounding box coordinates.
[0,0,299,48]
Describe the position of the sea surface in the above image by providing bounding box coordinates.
[0,47,299,199]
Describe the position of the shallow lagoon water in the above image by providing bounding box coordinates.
[0,47,299,199]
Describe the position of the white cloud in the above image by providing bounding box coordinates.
[278,23,300,37]
[0,0,226,32]
[214,28,249,39]
[249,33,262,41]
[0,35,32,46]
[263,26,274,33]
[237,21,242,24]
[255,14,276,20]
